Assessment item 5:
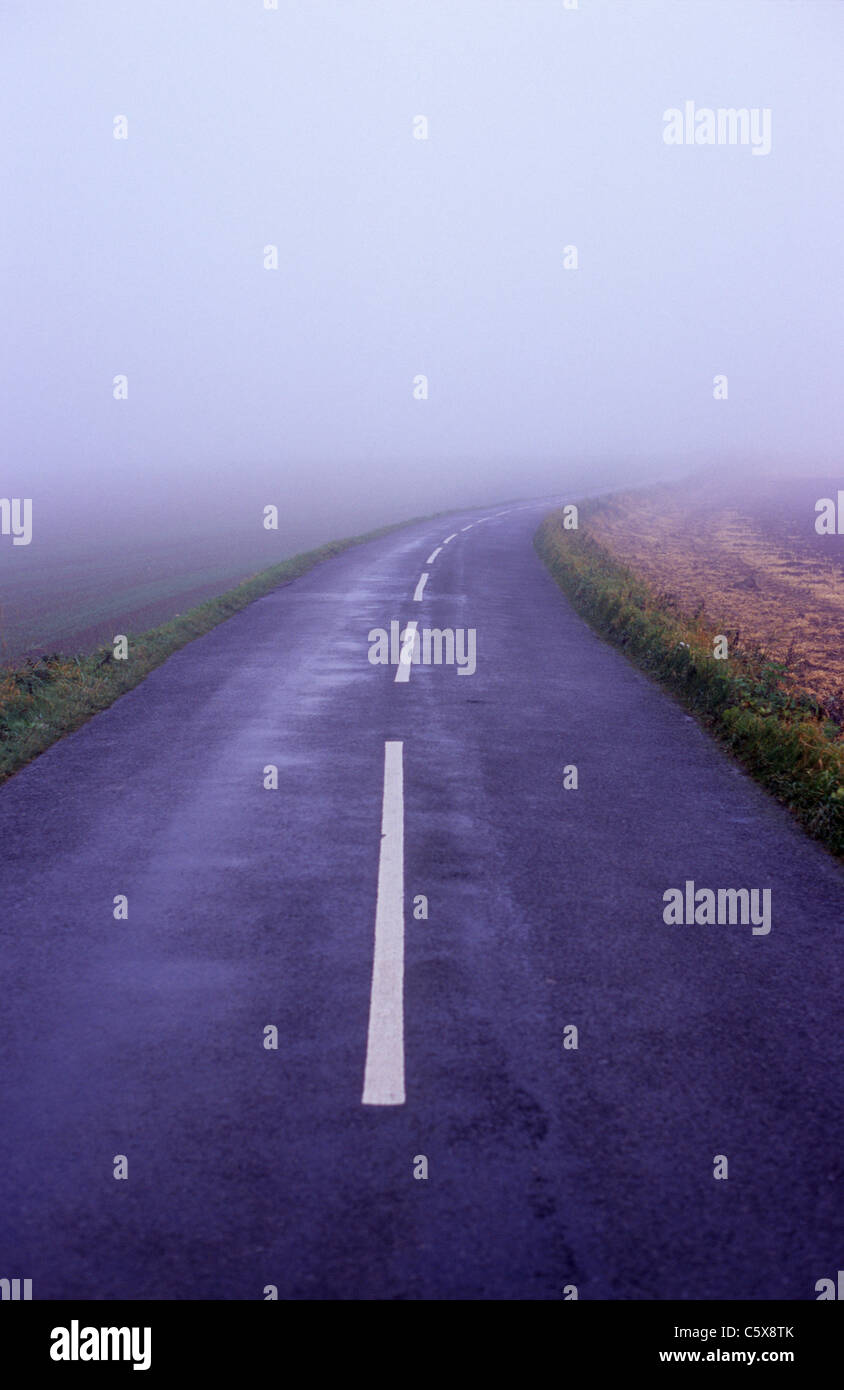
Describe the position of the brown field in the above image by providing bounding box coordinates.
[586,475,844,718]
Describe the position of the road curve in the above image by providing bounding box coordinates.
[0,500,841,1300]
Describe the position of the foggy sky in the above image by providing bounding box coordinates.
[2,0,843,551]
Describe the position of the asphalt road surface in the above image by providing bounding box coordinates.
[0,500,841,1300]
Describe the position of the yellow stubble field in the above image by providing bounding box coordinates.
[586,476,844,718]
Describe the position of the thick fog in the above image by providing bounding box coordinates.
[2,0,842,619]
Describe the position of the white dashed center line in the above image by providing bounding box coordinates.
[413,572,429,602]
[442,533,457,544]
[460,524,473,531]
[425,546,442,565]
[394,621,418,683]
[362,740,406,1106]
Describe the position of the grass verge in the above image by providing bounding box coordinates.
[0,517,425,785]
[535,507,844,858]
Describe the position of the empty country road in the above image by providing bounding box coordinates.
[0,500,841,1300]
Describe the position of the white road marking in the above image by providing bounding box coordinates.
[442,533,458,544]
[362,740,406,1106]
[460,524,473,531]
[425,546,442,565]
[394,621,418,683]
[413,572,429,602]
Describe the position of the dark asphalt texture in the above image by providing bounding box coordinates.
[0,501,841,1300]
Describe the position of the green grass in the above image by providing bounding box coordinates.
[535,507,844,858]
[0,515,431,785]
